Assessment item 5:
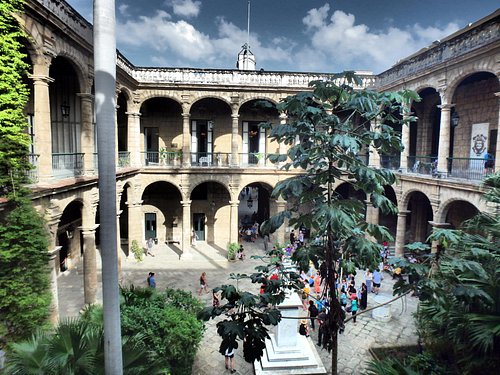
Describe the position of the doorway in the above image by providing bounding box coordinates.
[145,213,157,240]
[193,213,205,241]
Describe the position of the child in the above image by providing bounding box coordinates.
[351,297,359,324]
[340,287,347,309]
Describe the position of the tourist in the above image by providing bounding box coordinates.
[147,272,156,288]
[308,300,319,330]
[237,244,245,260]
[299,319,310,337]
[313,271,322,298]
[316,308,328,347]
[297,230,304,246]
[351,296,359,324]
[339,287,348,309]
[224,345,236,373]
[146,237,155,257]
[263,233,270,252]
[289,230,295,244]
[212,290,221,308]
[372,269,383,295]
[360,282,368,310]
[364,269,373,293]
[191,230,198,247]
[301,281,310,310]
[198,272,209,295]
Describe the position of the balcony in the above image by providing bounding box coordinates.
[52,153,84,178]
[26,154,39,183]
[447,157,493,181]
[407,156,438,177]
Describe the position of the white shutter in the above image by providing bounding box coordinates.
[191,120,197,163]
[207,120,213,163]
[259,126,266,165]
[242,121,249,165]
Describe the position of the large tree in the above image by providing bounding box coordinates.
[199,73,418,374]
[0,0,31,196]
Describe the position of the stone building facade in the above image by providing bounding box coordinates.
[10,1,500,321]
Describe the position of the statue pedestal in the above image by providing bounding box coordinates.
[254,292,326,374]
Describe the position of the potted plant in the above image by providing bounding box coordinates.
[227,242,239,261]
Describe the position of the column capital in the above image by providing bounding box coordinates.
[180,200,192,207]
[80,225,99,235]
[279,113,287,120]
[125,111,141,117]
[437,103,454,110]
[182,112,191,119]
[494,92,500,98]
[29,74,54,85]
[48,246,62,258]
[231,113,240,120]
[398,210,411,217]
[127,200,143,208]
[428,221,451,228]
[77,93,94,102]
[229,200,240,206]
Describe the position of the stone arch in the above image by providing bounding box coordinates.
[54,51,88,94]
[190,180,232,245]
[139,177,183,201]
[190,94,232,110]
[137,92,183,110]
[58,198,85,272]
[238,181,274,230]
[400,188,432,212]
[443,66,498,104]
[404,190,434,243]
[118,86,133,103]
[435,197,480,225]
[141,180,184,244]
[239,96,279,108]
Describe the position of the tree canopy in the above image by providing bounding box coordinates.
[199,72,419,374]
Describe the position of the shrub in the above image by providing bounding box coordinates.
[120,286,205,375]
[131,239,143,262]
[227,242,239,261]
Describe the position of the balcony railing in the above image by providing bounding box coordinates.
[447,157,494,181]
[407,155,437,176]
[118,151,130,168]
[380,154,401,170]
[52,153,84,178]
[190,152,231,167]
[239,153,281,167]
[26,154,40,183]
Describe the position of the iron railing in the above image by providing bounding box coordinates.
[380,154,401,170]
[190,152,231,167]
[407,155,437,176]
[447,157,494,181]
[26,153,40,183]
[118,151,130,168]
[52,153,84,178]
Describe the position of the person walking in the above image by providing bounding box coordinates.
[223,345,236,373]
[351,297,359,324]
[360,282,368,310]
[146,237,155,257]
[364,269,373,293]
[147,272,156,288]
[316,308,328,347]
[308,300,319,331]
[372,268,383,295]
[263,233,270,253]
[198,272,209,295]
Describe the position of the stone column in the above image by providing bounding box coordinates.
[82,226,98,305]
[116,211,122,275]
[494,93,500,172]
[31,74,54,182]
[127,200,143,254]
[395,210,410,257]
[365,203,379,225]
[182,112,191,167]
[400,110,410,172]
[229,200,240,243]
[78,93,95,175]
[369,119,381,168]
[180,200,193,260]
[437,104,452,175]
[231,113,240,166]
[126,111,141,167]
[274,199,287,245]
[48,247,60,324]
[278,114,288,161]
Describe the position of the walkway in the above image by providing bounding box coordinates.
[58,239,418,374]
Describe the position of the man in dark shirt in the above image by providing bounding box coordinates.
[316,308,328,346]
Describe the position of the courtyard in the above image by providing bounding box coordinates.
[59,238,418,375]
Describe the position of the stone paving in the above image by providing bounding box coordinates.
[58,239,418,375]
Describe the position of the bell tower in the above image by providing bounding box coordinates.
[236,1,256,71]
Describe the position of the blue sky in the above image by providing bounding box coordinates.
[67,0,498,73]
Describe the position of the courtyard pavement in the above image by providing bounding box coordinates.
[58,239,419,375]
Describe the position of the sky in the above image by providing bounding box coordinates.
[66,0,499,74]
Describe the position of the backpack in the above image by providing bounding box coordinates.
[310,304,318,316]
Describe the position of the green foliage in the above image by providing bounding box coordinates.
[4,318,166,375]
[392,173,500,374]
[0,198,51,342]
[120,286,204,375]
[0,0,32,196]
[227,242,239,260]
[202,73,418,366]
[130,239,143,262]
[365,352,447,375]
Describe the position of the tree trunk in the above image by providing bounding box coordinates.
[94,0,123,373]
